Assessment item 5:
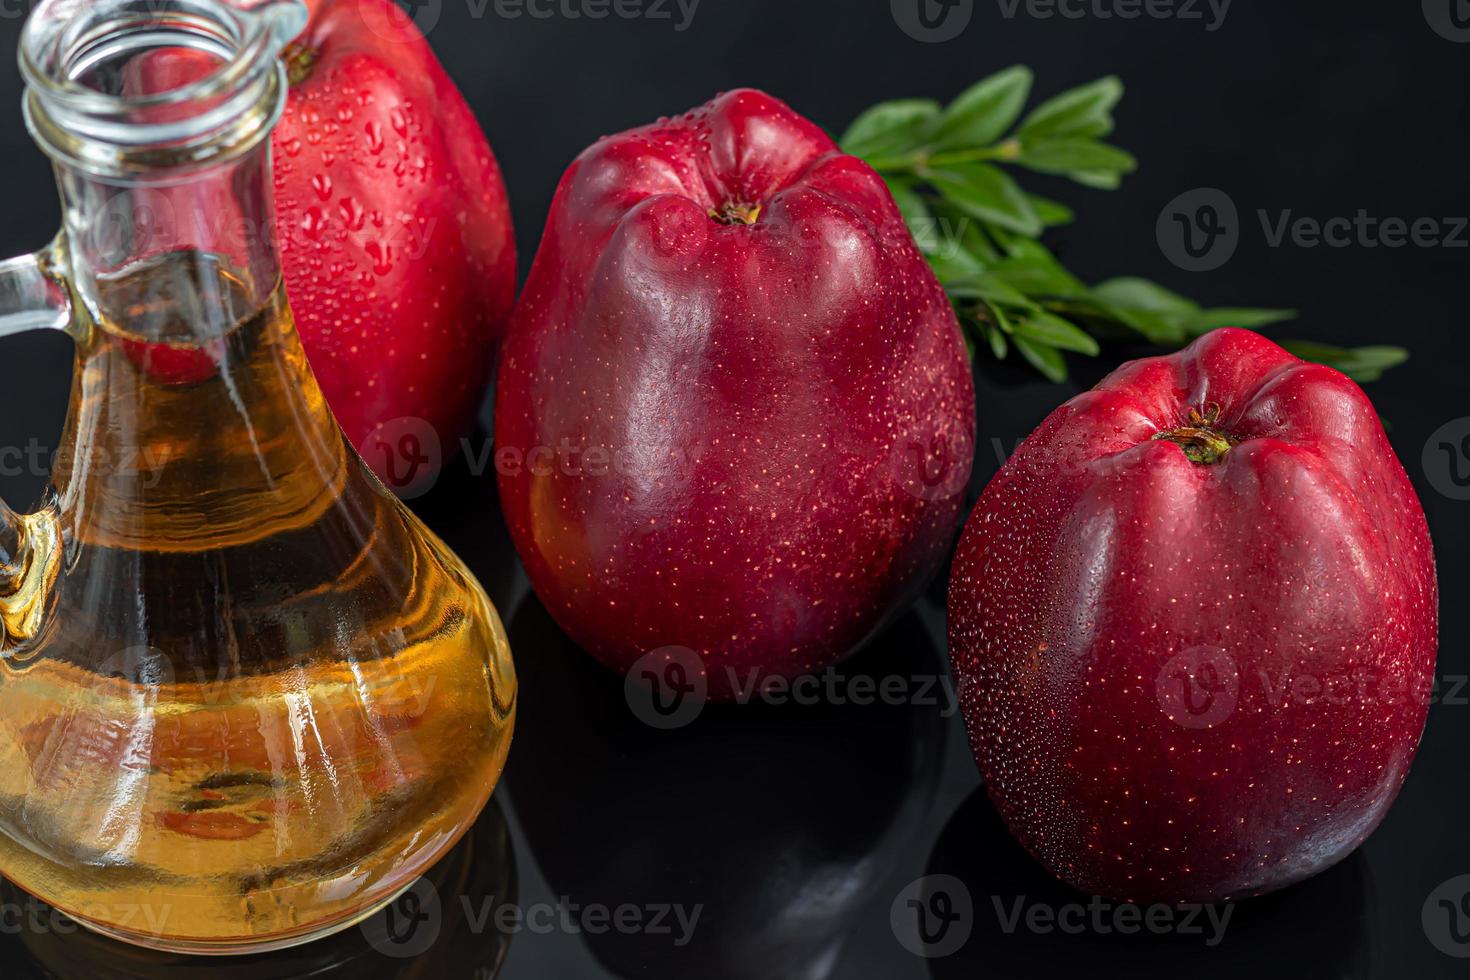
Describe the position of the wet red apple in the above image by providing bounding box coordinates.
[496,89,975,697]
[274,0,516,489]
[948,328,1438,902]
[116,0,517,490]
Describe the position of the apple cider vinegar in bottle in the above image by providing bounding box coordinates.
[0,0,515,953]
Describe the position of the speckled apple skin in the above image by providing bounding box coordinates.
[948,328,1437,903]
[274,0,517,478]
[496,90,974,698]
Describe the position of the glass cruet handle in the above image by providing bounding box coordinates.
[0,240,69,651]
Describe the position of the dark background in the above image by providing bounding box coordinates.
[1,1,1468,977]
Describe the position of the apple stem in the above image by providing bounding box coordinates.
[710,202,762,226]
[282,41,317,88]
[1153,403,1236,465]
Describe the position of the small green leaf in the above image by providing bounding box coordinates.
[983,320,1009,359]
[1280,341,1409,382]
[1086,279,1193,342]
[1040,300,1152,342]
[1092,277,1199,315]
[928,163,1042,237]
[1017,138,1137,180]
[1115,307,1189,343]
[840,99,940,159]
[933,200,1002,263]
[1013,333,1069,382]
[1068,170,1125,190]
[847,68,1403,383]
[990,239,1088,296]
[927,246,987,284]
[932,65,1033,151]
[984,297,1016,333]
[1027,193,1074,227]
[978,272,1038,309]
[1018,76,1123,141]
[957,312,1004,361]
[948,272,1037,309]
[1014,312,1101,355]
[1184,307,1297,335]
[1088,281,1295,345]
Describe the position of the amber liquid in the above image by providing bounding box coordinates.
[0,252,516,952]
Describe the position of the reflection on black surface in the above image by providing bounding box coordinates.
[0,798,517,980]
[925,789,1374,979]
[408,433,523,615]
[505,595,949,980]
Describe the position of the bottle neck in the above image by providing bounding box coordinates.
[46,132,347,554]
[19,0,306,339]
[56,139,283,343]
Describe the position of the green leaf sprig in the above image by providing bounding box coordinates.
[840,67,1407,383]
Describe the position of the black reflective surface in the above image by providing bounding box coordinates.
[924,790,1375,980]
[505,594,946,979]
[5,452,1451,976]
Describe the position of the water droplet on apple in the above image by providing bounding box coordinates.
[365,240,394,276]
[339,197,366,232]
[301,206,325,240]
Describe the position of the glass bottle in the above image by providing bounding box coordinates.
[0,0,516,954]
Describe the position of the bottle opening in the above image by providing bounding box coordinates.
[71,32,229,99]
[19,0,307,176]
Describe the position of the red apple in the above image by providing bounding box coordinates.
[496,89,975,698]
[273,0,516,489]
[948,328,1437,902]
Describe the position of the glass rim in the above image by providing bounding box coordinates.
[18,0,306,176]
